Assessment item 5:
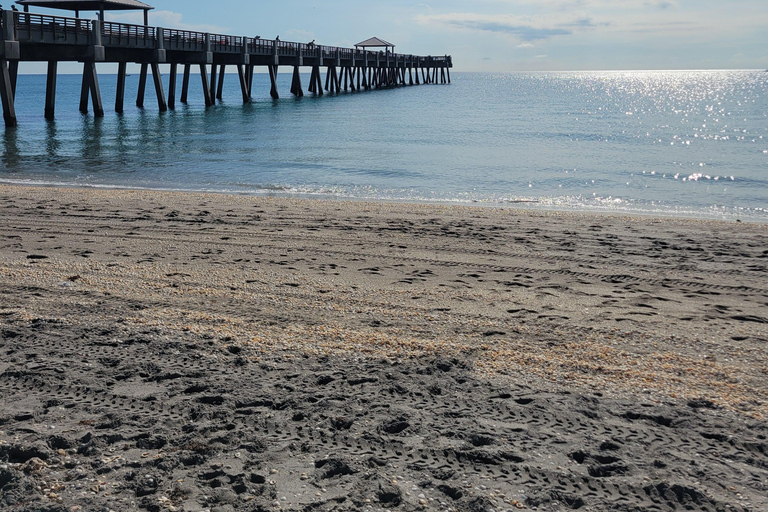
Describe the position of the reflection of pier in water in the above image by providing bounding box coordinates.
[0,9,453,127]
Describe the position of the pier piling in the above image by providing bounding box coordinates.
[0,60,17,127]
[9,61,18,98]
[199,64,213,107]
[168,63,177,110]
[209,64,217,102]
[290,66,303,97]
[181,64,191,104]
[247,65,255,98]
[269,65,279,99]
[237,64,250,102]
[150,63,167,112]
[216,64,225,100]
[115,62,127,113]
[44,61,57,120]
[137,63,148,108]
[79,61,104,117]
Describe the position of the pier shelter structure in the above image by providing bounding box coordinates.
[16,0,154,26]
[0,2,453,127]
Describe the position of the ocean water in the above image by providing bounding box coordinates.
[1,70,766,221]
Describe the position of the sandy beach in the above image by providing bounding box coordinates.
[1,184,766,512]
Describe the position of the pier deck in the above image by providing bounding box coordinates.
[0,10,452,126]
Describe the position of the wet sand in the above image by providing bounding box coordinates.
[1,184,767,511]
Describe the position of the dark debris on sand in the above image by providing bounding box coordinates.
[1,322,767,512]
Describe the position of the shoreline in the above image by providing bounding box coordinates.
[1,183,767,511]
[1,180,765,226]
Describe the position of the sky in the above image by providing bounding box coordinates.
[15,0,768,72]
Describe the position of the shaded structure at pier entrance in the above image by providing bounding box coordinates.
[16,0,154,26]
[0,6,452,127]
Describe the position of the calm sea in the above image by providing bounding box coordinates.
[2,70,766,221]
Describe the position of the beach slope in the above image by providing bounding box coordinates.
[1,185,766,511]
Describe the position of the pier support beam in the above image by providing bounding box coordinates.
[268,65,279,99]
[325,66,340,93]
[216,64,225,100]
[150,63,168,112]
[44,61,57,120]
[0,59,17,127]
[9,61,18,98]
[168,63,177,110]
[137,63,148,108]
[246,64,255,98]
[236,64,250,103]
[199,64,213,107]
[308,69,314,94]
[79,61,104,117]
[181,64,191,104]
[290,66,303,97]
[115,61,127,113]
[308,65,323,96]
[209,63,217,102]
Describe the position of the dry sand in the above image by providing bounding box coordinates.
[0,184,766,511]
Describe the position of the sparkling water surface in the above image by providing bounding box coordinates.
[1,70,766,220]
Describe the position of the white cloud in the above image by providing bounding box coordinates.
[416,12,604,42]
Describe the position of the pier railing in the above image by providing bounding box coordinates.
[101,20,155,49]
[164,29,207,52]
[4,11,452,68]
[13,12,92,45]
[210,34,243,54]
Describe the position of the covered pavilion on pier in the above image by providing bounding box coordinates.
[15,0,154,26]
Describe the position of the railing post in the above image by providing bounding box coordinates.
[2,11,20,60]
[203,33,212,65]
[155,26,166,62]
[2,10,16,42]
[90,20,104,61]
[241,36,249,65]
[272,38,278,65]
[91,20,102,47]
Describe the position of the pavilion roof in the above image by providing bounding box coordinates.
[16,0,154,11]
[355,37,395,48]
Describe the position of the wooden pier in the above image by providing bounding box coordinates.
[0,10,453,127]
